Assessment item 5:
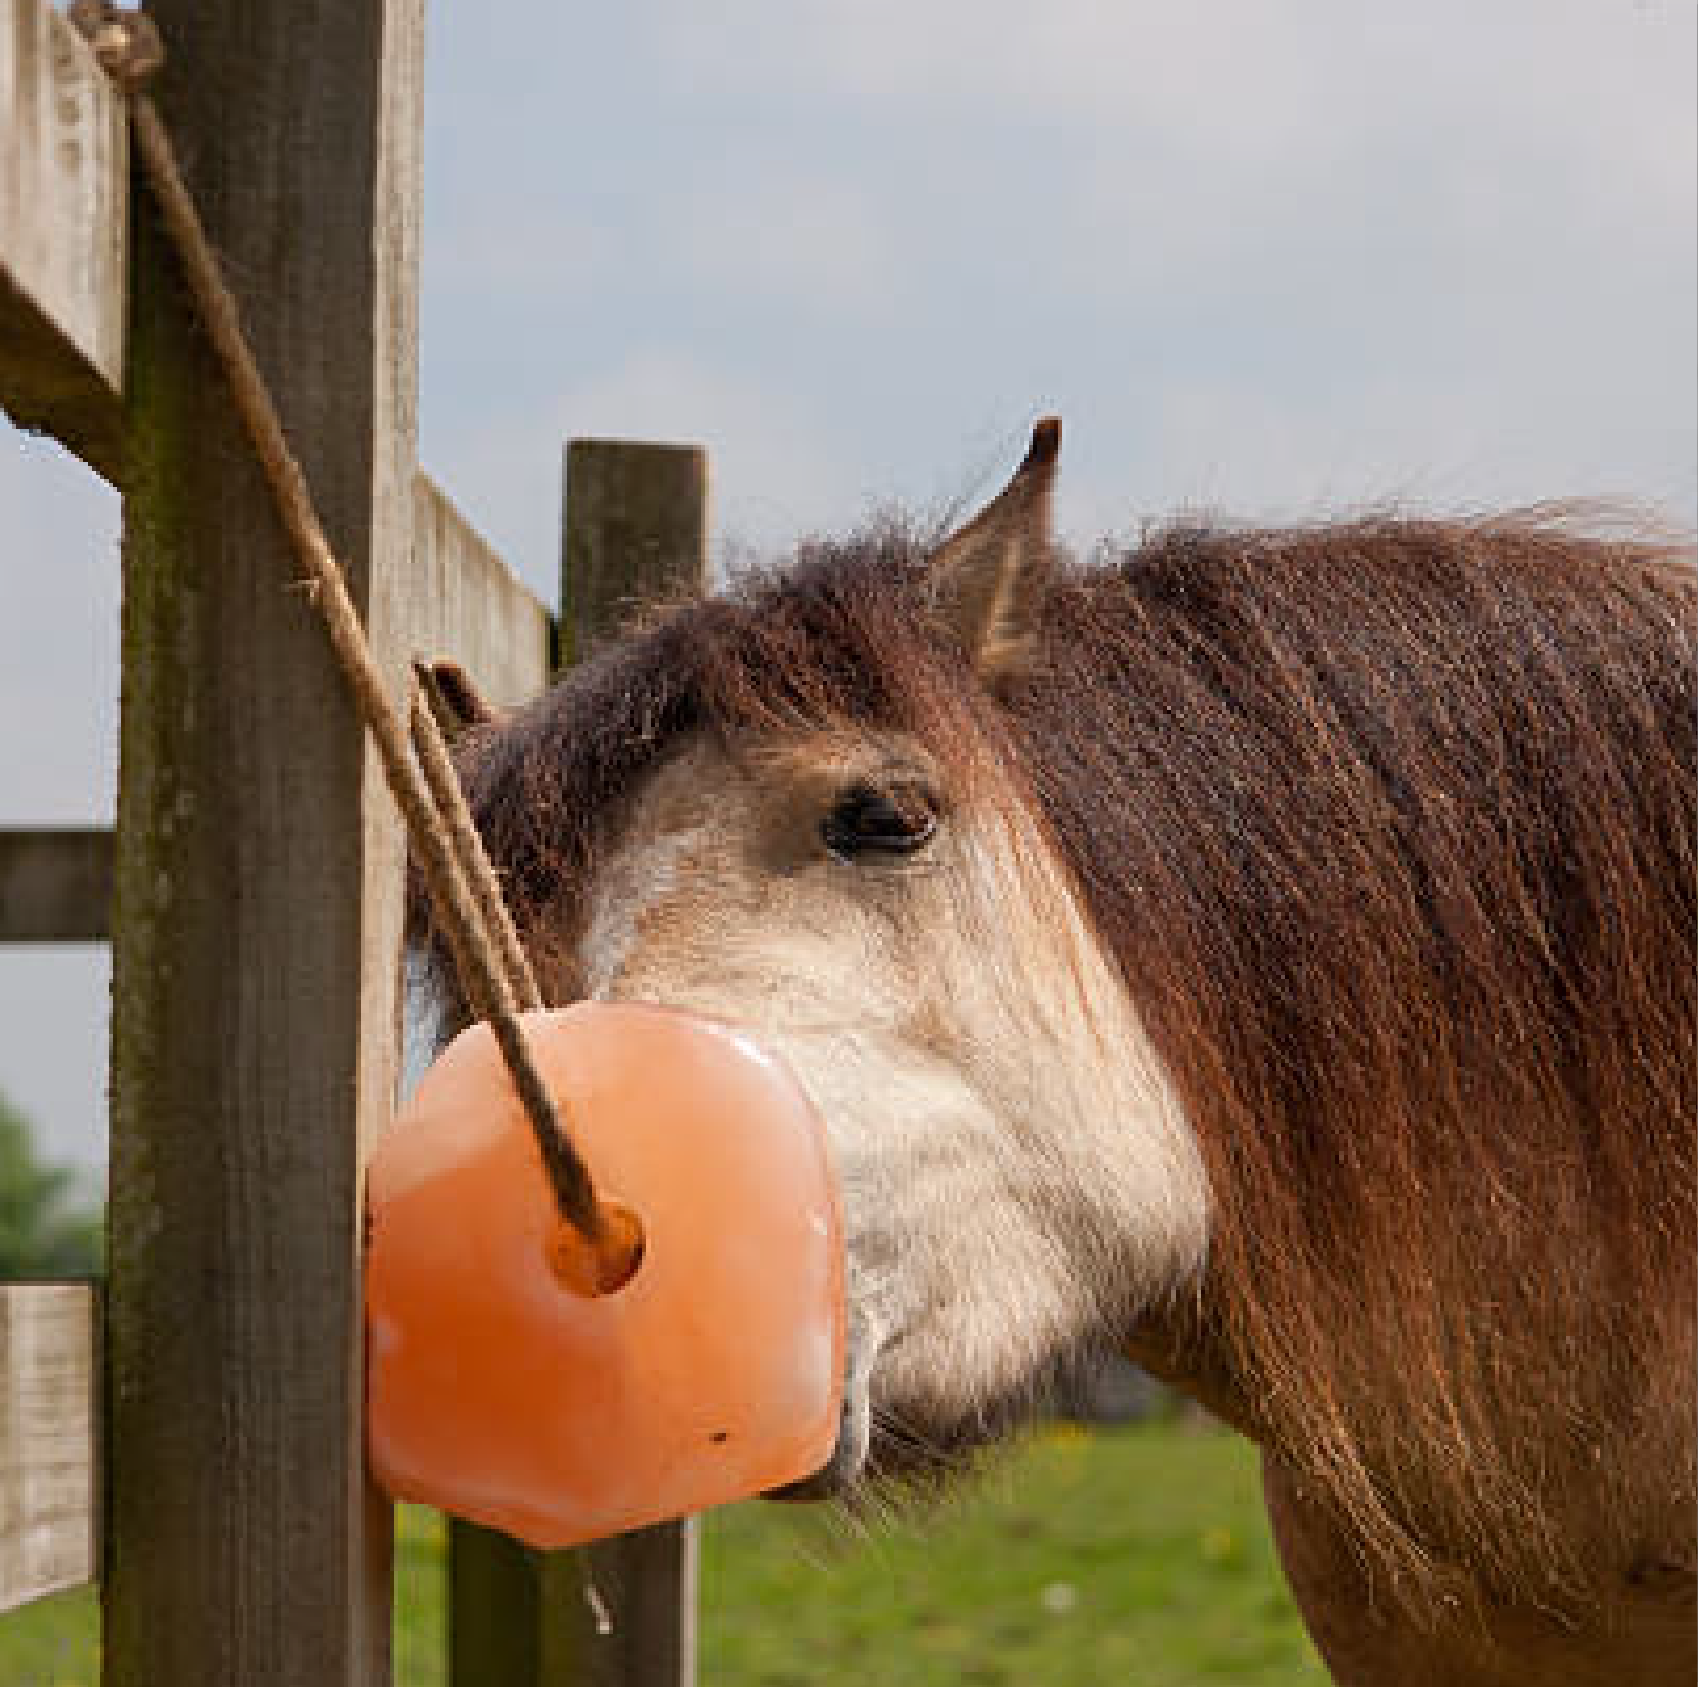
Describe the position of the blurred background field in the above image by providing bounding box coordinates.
[1,1418,1326,1687]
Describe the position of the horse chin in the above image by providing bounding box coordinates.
[764,1361,873,1502]
[762,1346,1040,1502]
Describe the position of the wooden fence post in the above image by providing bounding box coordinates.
[104,0,424,1681]
[557,440,711,668]
[449,437,709,1687]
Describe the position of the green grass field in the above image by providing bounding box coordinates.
[2,1422,1327,1686]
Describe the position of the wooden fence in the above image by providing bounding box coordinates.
[0,1,705,1680]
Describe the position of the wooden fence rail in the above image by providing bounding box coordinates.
[0,0,125,481]
[412,473,553,709]
[0,1284,98,1614]
[0,830,113,943]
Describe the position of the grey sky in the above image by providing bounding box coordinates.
[2,0,1694,1175]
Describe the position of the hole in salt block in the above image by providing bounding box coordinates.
[546,1198,646,1297]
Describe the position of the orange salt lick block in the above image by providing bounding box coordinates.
[366,1002,845,1549]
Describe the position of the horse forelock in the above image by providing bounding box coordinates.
[450,519,1006,982]
[453,506,1696,1614]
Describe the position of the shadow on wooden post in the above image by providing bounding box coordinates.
[448,437,709,1687]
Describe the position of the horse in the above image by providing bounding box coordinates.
[429,422,1696,1687]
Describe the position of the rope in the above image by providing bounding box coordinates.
[71,0,620,1265]
[409,671,545,1014]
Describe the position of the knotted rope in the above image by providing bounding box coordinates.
[70,1,626,1273]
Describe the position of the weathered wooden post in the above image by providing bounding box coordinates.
[105,0,424,1681]
[449,437,709,1687]
[558,440,710,668]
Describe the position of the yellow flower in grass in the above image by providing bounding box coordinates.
[1201,1525,1236,1562]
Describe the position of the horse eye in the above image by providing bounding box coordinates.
[822,783,937,860]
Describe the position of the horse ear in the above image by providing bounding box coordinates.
[928,417,1060,683]
[417,659,497,741]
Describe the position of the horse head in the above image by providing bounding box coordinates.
[433,422,1211,1493]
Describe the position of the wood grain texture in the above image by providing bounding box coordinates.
[0,0,125,481]
[0,1284,98,1612]
[104,1,424,1682]
[0,829,114,942]
[450,439,710,1687]
[447,1523,551,1685]
[412,472,551,707]
[579,1523,701,1687]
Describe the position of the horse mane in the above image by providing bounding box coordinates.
[1017,511,1696,1613]
[456,506,1696,1613]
